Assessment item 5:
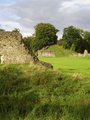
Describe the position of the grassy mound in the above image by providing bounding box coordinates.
[0,64,90,120]
[39,45,75,57]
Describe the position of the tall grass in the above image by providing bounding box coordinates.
[0,64,90,120]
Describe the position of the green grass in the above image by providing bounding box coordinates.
[39,56,90,78]
[0,64,90,120]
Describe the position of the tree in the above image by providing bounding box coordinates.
[61,26,87,53]
[32,23,59,51]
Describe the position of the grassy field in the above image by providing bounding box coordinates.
[39,56,90,78]
[39,45,90,80]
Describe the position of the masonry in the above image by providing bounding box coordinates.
[0,31,38,64]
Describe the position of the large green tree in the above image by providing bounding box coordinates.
[32,23,59,51]
[61,26,90,53]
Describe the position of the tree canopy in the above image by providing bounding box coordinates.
[60,26,90,53]
[32,23,59,51]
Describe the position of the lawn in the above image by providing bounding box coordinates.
[39,56,90,78]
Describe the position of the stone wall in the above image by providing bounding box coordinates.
[0,31,38,64]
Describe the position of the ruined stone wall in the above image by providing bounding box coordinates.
[0,31,37,64]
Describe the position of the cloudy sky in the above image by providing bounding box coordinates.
[0,0,90,37]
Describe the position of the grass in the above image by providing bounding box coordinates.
[39,56,90,78]
[0,63,90,120]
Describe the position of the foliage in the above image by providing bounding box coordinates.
[60,26,90,53]
[31,23,59,52]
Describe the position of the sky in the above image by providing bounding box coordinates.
[0,0,90,38]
